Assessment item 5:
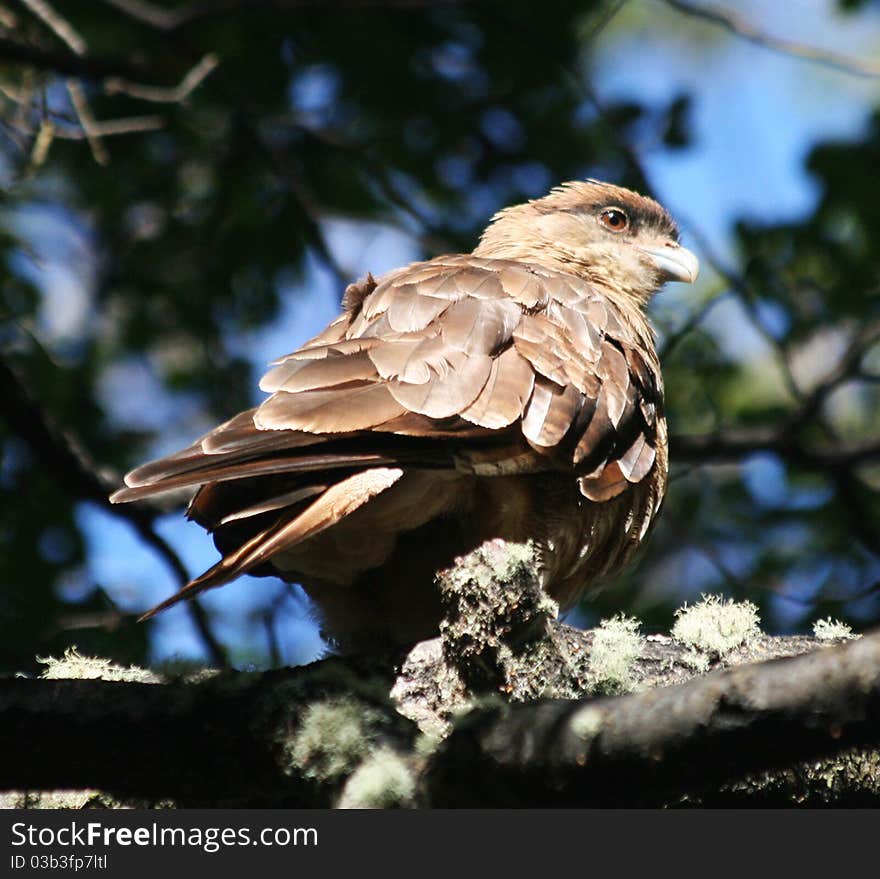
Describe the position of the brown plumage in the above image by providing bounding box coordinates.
[111,180,699,648]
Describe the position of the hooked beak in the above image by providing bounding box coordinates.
[637,243,700,284]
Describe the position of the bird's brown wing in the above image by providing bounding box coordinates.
[111,255,662,617]
[512,292,663,502]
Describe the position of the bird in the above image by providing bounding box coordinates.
[111,180,698,650]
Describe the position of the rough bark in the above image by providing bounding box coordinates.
[1,541,877,808]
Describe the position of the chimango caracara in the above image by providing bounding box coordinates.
[111,180,699,648]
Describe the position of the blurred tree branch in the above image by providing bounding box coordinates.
[103,54,219,103]
[18,0,87,56]
[0,38,218,100]
[673,222,880,564]
[100,0,474,32]
[0,354,230,668]
[664,0,880,79]
[670,430,880,470]
[0,38,215,172]
[0,37,144,79]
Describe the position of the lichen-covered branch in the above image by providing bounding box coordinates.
[1,542,877,808]
[426,625,880,806]
[0,655,417,807]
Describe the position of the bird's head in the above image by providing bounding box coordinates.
[474,179,699,306]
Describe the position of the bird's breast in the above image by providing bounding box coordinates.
[278,460,664,647]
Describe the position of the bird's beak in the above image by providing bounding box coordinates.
[637,243,700,284]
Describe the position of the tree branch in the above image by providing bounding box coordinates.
[0,37,144,79]
[663,0,880,79]
[427,628,880,806]
[65,79,108,165]
[0,354,230,668]
[100,0,472,32]
[1,541,876,807]
[18,0,87,56]
[0,35,216,108]
[103,53,219,103]
[670,430,880,470]
[0,661,410,805]
[1,625,877,807]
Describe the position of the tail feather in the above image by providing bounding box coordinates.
[138,467,404,621]
[216,484,328,525]
[110,451,404,503]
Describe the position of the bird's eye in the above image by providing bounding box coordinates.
[598,208,629,232]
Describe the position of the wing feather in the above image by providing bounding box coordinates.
[460,346,535,429]
[255,384,407,433]
[389,350,494,418]
[521,379,582,448]
[113,253,666,615]
[385,287,451,332]
[261,350,378,394]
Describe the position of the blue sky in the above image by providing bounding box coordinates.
[13,0,880,664]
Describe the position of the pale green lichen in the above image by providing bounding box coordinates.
[413,729,445,759]
[588,614,644,694]
[0,790,101,809]
[38,648,161,683]
[570,705,604,741]
[680,649,711,673]
[672,594,761,658]
[717,746,880,805]
[813,618,859,641]
[444,539,537,588]
[0,790,176,809]
[336,748,416,809]
[154,659,222,684]
[287,697,382,782]
[489,539,538,580]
